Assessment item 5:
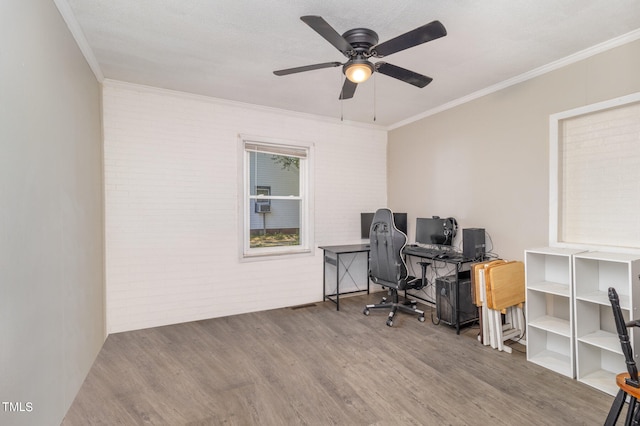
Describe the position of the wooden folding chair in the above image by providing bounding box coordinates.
[471,260,504,346]
[486,261,525,353]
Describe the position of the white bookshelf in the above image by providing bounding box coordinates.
[573,251,640,396]
[525,247,585,378]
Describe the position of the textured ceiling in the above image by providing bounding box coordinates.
[59,0,640,127]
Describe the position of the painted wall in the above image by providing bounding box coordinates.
[103,80,387,333]
[388,39,640,261]
[0,1,104,425]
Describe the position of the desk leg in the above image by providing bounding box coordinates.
[455,263,461,335]
[323,249,327,303]
[366,254,370,294]
[335,253,340,311]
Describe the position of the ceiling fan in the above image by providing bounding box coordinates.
[273,16,447,100]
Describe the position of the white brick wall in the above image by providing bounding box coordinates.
[103,80,387,333]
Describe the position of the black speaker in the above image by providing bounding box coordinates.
[436,274,478,326]
[463,228,486,260]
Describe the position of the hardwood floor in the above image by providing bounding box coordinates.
[63,293,613,425]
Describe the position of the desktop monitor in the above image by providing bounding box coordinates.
[361,212,407,239]
[415,217,453,246]
[393,213,408,237]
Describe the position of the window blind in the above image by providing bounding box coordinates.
[244,141,308,158]
[558,100,640,248]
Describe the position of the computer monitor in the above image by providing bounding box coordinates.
[393,213,408,237]
[360,213,374,239]
[361,212,407,239]
[415,217,452,246]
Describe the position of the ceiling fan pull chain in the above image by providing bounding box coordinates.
[340,70,344,121]
[373,73,377,122]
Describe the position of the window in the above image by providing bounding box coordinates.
[240,136,314,258]
[550,92,640,250]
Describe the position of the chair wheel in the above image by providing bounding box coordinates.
[363,308,370,316]
[418,315,425,322]
[386,319,393,327]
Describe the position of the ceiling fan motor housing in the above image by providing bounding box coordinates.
[341,28,379,56]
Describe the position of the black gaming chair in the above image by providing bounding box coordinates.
[362,208,426,327]
[605,287,640,425]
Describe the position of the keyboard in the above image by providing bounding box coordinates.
[403,245,445,257]
[403,245,463,260]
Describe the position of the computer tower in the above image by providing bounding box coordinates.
[436,274,478,326]
[463,228,486,260]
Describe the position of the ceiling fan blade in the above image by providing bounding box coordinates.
[301,16,353,55]
[376,62,433,88]
[273,62,342,76]
[339,79,357,100]
[371,20,446,57]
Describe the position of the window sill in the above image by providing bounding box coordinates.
[240,248,313,262]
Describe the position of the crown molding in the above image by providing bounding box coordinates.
[50,1,640,133]
[53,0,104,82]
[388,28,640,131]
[102,79,387,131]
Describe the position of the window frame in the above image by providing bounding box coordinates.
[549,92,640,253]
[238,134,314,259]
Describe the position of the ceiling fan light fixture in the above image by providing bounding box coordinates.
[344,60,374,83]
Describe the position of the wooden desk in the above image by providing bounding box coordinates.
[319,244,370,311]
